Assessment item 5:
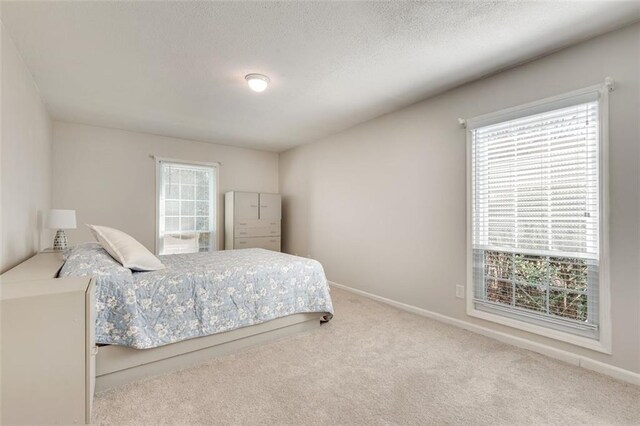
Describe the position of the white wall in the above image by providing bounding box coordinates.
[279,23,640,373]
[0,23,52,273]
[52,122,279,251]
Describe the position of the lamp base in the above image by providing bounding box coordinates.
[53,229,68,251]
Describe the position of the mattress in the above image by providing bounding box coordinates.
[59,243,334,349]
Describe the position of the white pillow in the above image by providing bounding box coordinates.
[87,225,165,272]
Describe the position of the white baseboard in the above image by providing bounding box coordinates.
[329,281,640,386]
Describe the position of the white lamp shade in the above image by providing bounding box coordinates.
[45,209,77,229]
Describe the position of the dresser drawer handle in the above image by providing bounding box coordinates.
[239,232,247,235]
[239,222,247,226]
[239,241,246,244]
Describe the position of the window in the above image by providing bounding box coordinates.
[467,84,610,351]
[156,159,217,255]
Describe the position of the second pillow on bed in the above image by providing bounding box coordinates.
[87,224,165,271]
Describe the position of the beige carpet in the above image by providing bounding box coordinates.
[93,288,640,425]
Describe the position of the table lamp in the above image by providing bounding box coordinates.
[45,209,77,250]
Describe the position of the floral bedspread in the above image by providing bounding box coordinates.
[59,243,333,349]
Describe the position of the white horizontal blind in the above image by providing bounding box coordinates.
[158,161,217,255]
[471,98,600,336]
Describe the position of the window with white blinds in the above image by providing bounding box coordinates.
[469,89,606,341]
[156,160,217,255]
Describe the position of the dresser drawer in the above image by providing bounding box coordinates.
[235,219,280,228]
[235,224,280,238]
[234,238,251,248]
[265,237,281,252]
[234,219,262,228]
[264,226,281,236]
[234,237,281,251]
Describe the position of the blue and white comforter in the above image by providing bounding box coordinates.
[59,243,334,349]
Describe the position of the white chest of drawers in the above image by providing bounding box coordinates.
[224,191,282,251]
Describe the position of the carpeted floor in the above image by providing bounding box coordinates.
[93,288,640,425]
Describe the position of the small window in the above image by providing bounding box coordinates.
[467,84,610,351]
[156,160,217,255]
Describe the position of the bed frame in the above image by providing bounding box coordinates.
[96,312,322,391]
[5,251,325,393]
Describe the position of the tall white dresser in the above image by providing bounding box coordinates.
[225,191,281,251]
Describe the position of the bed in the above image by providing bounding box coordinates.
[58,243,334,390]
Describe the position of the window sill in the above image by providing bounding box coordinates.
[467,304,612,354]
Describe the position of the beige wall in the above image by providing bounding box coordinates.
[1,23,52,273]
[279,23,640,373]
[52,122,279,251]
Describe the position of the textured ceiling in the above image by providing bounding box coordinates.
[2,1,639,151]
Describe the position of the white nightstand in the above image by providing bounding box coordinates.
[39,248,66,265]
[1,253,96,424]
[41,247,64,253]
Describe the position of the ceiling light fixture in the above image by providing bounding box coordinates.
[245,73,270,93]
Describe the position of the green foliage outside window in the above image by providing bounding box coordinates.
[484,250,589,322]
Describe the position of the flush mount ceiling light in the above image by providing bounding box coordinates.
[245,73,270,93]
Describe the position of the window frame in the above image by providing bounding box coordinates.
[465,83,612,354]
[155,157,220,255]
